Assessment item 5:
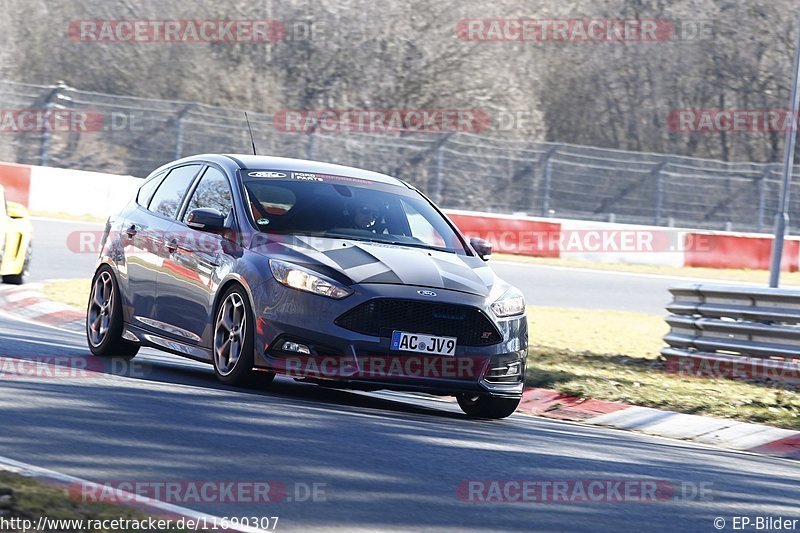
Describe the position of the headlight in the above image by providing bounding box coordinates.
[490,288,525,317]
[269,259,353,299]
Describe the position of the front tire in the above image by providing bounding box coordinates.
[86,266,139,359]
[212,285,274,386]
[457,394,520,419]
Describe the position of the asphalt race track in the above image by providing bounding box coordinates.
[0,217,796,531]
[1,313,799,531]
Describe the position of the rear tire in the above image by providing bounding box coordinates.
[457,394,520,419]
[212,285,274,387]
[86,266,139,359]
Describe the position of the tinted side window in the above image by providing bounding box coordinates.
[148,165,202,218]
[182,167,233,222]
[136,172,165,207]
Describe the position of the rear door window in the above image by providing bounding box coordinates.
[136,172,166,207]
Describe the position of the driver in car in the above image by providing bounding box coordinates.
[349,200,383,231]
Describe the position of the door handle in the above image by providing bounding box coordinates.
[125,224,137,238]
[167,239,179,254]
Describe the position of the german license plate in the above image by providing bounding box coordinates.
[390,331,457,356]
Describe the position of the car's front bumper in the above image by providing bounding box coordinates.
[252,280,528,398]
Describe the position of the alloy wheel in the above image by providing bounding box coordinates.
[214,292,247,376]
[87,271,114,347]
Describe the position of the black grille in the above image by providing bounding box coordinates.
[335,299,502,346]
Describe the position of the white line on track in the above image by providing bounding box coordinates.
[31,216,105,226]
[0,455,265,532]
[0,335,86,351]
[0,309,84,335]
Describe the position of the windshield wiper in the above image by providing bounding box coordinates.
[328,235,455,254]
[259,230,457,254]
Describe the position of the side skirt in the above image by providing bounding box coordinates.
[123,323,213,363]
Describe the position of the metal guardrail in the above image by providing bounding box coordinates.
[662,284,800,385]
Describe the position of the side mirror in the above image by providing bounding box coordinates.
[470,237,492,261]
[186,208,226,231]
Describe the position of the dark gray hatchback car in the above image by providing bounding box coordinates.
[87,155,528,418]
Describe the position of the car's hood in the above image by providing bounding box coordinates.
[267,235,498,298]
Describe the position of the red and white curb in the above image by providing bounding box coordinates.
[0,282,84,332]
[519,388,800,461]
[4,281,799,462]
[0,455,264,532]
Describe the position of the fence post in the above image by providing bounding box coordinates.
[757,165,771,233]
[431,133,454,205]
[540,145,560,217]
[433,141,445,204]
[39,82,69,167]
[174,104,196,160]
[306,131,315,160]
[653,160,667,226]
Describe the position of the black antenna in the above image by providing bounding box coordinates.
[244,112,258,155]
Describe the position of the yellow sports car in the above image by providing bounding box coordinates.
[0,184,33,284]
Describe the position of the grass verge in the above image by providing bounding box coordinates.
[0,471,183,531]
[493,253,800,285]
[41,279,90,310]
[39,279,800,429]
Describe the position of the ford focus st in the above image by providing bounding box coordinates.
[86,155,527,418]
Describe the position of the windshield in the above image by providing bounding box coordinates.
[241,170,467,254]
